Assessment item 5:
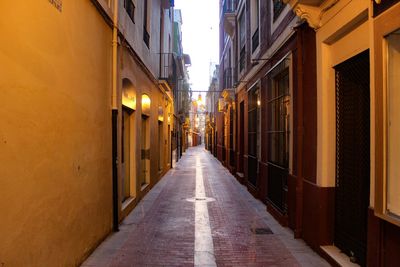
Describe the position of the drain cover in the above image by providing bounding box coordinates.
[251,227,273,235]
[186,197,216,203]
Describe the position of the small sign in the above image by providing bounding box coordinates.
[49,0,62,12]
[158,106,164,122]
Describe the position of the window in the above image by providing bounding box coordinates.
[386,29,400,219]
[268,68,290,168]
[248,84,260,186]
[266,60,291,213]
[239,11,246,72]
[251,0,259,53]
[223,0,236,13]
[143,0,150,47]
[272,0,285,21]
[124,0,135,23]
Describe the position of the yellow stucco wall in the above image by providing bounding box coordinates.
[0,1,113,266]
[118,46,173,218]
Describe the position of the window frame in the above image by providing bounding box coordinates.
[272,0,285,21]
[373,3,400,227]
[250,0,260,54]
[143,0,150,48]
[265,54,293,173]
[238,9,246,73]
[124,0,135,24]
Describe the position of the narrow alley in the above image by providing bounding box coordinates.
[82,146,328,267]
[3,0,400,266]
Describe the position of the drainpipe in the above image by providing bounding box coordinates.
[111,0,119,232]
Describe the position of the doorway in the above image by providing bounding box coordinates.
[158,121,164,173]
[167,124,171,167]
[239,101,244,174]
[121,107,135,202]
[334,50,370,266]
[141,115,150,188]
[229,106,235,168]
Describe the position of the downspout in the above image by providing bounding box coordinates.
[111,0,119,232]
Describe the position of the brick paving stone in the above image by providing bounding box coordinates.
[81,146,330,267]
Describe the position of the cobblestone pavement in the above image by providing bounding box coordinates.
[82,146,330,267]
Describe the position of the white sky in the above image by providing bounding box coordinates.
[174,0,219,96]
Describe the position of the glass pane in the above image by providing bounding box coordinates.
[387,29,400,217]
[248,133,256,156]
[267,67,290,169]
[267,133,288,167]
[239,12,245,47]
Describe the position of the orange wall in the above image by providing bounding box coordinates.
[0,1,113,265]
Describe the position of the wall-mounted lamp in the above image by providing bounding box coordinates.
[142,94,151,115]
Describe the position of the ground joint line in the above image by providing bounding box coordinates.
[194,158,217,267]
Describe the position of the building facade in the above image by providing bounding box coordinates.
[283,0,400,265]
[172,9,191,161]
[0,0,186,265]
[206,65,220,155]
[214,0,400,265]
[218,0,317,233]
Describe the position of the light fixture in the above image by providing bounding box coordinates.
[142,94,151,115]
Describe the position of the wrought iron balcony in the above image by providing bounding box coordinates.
[222,0,237,14]
[159,53,175,91]
[222,0,237,37]
[222,68,233,89]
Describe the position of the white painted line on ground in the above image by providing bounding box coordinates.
[194,156,217,267]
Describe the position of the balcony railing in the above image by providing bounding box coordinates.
[223,68,232,89]
[221,0,237,18]
[159,53,175,89]
[224,0,237,13]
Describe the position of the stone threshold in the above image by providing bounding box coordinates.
[320,245,360,267]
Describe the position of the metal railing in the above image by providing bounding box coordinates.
[223,68,232,89]
[223,67,238,89]
[159,53,174,79]
[159,53,177,91]
[221,0,237,18]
